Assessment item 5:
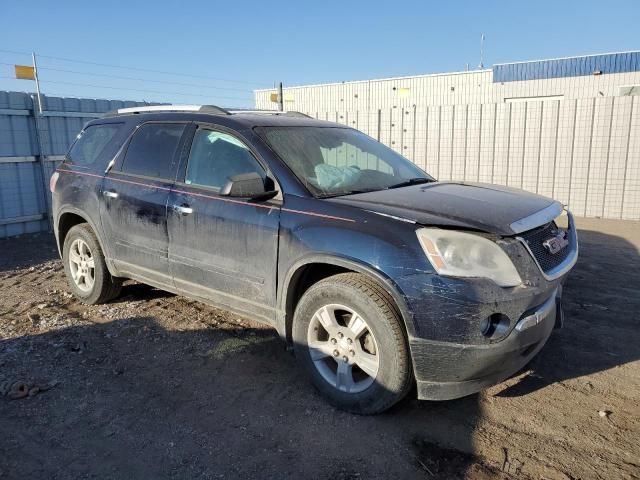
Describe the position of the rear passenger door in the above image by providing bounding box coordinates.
[100,122,189,287]
[57,122,125,258]
[167,125,280,324]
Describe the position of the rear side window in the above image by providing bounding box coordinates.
[121,123,186,179]
[67,124,121,168]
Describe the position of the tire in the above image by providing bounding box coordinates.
[62,223,122,305]
[292,272,412,414]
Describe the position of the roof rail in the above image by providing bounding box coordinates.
[227,109,282,114]
[103,105,313,118]
[104,104,230,116]
[228,109,312,118]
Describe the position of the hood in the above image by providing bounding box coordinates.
[327,182,563,235]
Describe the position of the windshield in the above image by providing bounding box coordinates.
[257,127,434,197]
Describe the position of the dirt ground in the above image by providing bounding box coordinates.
[0,217,638,480]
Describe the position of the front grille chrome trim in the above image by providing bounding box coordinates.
[510,201,564,234]
[516,211,579,281]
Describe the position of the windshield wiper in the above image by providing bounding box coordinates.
[320,180,433,198]
[318,189,380,198]
[387,177,434,189]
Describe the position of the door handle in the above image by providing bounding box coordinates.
[173,204,193,215]
[103,190,118,199]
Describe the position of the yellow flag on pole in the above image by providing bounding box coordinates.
[15,65,36,80]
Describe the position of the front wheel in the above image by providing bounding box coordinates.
[292,273,412,414]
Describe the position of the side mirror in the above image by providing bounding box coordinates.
[220,172,278,200]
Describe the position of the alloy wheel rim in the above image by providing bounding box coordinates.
[68,239,95,292]
[307,303,380,393]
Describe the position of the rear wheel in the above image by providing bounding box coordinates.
[63,223,122,304]
[293,273,412,414]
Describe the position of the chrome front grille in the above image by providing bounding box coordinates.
[516,212,578,280]
[519,222,571,272]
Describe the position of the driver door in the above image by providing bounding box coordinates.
[167,125,280,325]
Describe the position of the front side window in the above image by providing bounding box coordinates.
[121,123,186,179]
[67,123,121,168]
[257,127,432,197]
[184,129,265,190]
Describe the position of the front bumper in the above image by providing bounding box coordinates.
[412,288,562,400]
[391,211,577,400]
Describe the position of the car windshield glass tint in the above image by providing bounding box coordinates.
[257,127,433,197]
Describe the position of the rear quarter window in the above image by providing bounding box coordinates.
[67,123,122,170]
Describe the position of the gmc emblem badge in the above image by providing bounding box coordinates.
[543,230,569,255]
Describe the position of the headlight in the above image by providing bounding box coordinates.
[416,228,522,287]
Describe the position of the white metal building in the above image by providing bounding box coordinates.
[254,52,640,221]
[255,51,640,111]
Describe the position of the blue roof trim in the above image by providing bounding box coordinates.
[493,52,640,82]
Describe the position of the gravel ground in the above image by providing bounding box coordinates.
[0,217,638,479]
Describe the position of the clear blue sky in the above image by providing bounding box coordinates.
[0,0,638,107]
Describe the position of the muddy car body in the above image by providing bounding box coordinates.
[51,105,577,414]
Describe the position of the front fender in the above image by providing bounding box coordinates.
[275,193,432,341]
[278,253,417,339]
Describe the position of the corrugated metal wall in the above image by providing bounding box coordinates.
[301,97,640,220]
[0,91,150,238]
[255,64,640,110]
[2,91,638,240]
[255,57,640,221]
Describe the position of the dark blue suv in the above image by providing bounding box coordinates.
[51,105,578,414]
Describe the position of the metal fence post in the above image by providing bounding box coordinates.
[30,94,52,231]
[278,82,284,112]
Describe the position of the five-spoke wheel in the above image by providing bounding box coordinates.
[68,238,95,292]
[62,223,122,304]
[307,304,379,393]
[293,272,412,414]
